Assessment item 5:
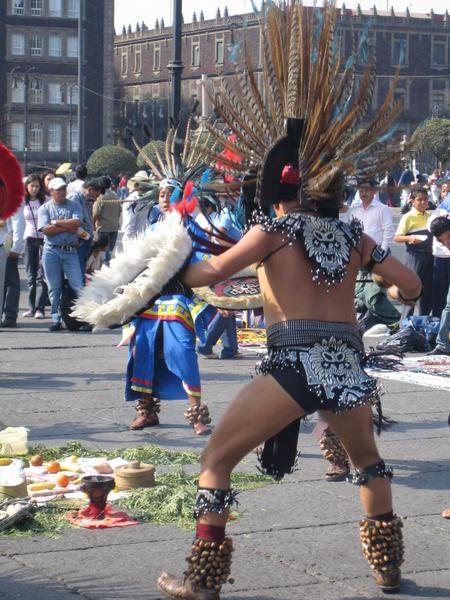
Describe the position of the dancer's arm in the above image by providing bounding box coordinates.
[182,226,270,289]
[360,234,422,304]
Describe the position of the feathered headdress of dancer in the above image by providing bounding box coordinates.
[198,0,403,214]
[127,104,220,198]
[0,143,24,220]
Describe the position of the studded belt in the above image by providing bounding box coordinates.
[266,319,363,352]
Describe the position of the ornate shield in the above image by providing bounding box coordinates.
[194,268,262,310]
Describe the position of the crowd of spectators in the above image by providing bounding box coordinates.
[0,165,121,332]
[0,162,449,357]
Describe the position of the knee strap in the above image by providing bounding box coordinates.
[348,459,393,486]
[193,487,239,519]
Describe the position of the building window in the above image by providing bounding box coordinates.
[67,36,79,58]
[191,43,200,67]
[153,47,160,70]
[430,79,449,113]
[49,0,62,17]
[48,122,62,152]
[121,52,128,74]
[11,33,25,56]
[12,0,25,15]
[432,35,447,67]
[133,86,141,101]
[49,82,62,104]
[67,0,80,18]
[215,40,224,64]
[10,123,25,151]
[392,33,408,66]
[11,78,25,103]
[69,85,79,105]
[29,123,43,151]
[30,35,43,56]
[29,78,43,104]
[48,35,62,57]
[67,122,78,152]
[30,0,43,16]
[134,50,142,73]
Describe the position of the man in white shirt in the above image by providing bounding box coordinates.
[67,164,87,198]
[1,205,25,327]
[350,180,394,250]
[428,207,450,317]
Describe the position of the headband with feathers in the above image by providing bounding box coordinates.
[198,0,403,214]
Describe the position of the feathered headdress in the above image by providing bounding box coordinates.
[199,0,403,214]
[0,143,24,220]
[127,107,219,195]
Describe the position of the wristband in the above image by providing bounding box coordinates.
[398,285,422,303]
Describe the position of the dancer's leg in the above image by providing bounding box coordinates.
[323,404,403,592]
[322,404,391,515]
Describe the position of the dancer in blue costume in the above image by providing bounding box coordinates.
[126,178,216,435]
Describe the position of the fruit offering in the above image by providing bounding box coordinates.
[30,455,43,466]
[46,461,61,474]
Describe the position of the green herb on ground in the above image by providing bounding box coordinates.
[2,468,272,537]
[26,441,200,465]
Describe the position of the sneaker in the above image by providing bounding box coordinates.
[49,322,62,332]
[22,310,34,317]
[1,318,17,328]
[34,310,45,319]
[426,347,450,356]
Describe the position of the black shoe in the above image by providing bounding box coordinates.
[426,347,450,356]
[49,322,62,332]
[1,318,17,328]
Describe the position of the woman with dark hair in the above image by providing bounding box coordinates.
[22,174,48,318]
[41,170,56,202]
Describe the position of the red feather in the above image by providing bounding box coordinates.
[171,180,198,216]
[0,143,24,220]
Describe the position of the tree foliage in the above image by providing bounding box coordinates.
[136,140,166,169]
[87,145,137,177]
[411,118,450,165]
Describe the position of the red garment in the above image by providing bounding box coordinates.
[66,504,139,529]
[119,177,128,188]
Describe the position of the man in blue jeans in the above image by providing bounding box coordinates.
[428,216,450,355]
[38,178,84,332]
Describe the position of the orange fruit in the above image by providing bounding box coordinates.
[56,473,70,487]
[30,454,44,466]
[47,461,61,474]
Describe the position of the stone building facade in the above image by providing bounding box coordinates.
[114,6,450,148]
[0,0,115,170]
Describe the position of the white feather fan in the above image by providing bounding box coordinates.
[71,211,192,329]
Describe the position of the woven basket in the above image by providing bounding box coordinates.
[0,498,34,531]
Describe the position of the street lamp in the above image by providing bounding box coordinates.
[168,0,183,131]
[10,66,39,174]
[60,82,78,163]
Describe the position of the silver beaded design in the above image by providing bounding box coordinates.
[193,488,239,519]
[348,460,394,486]
[257,212,363,288]
[258,321,379,414]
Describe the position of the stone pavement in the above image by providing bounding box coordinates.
[0,315,449,600]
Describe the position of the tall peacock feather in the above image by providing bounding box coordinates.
[198,0,403,214]
[127,108,220,192]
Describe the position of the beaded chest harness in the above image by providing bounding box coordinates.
[259,213,363,287]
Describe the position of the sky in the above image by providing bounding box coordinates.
[114,0,450,31]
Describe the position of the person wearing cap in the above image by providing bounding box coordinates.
[37,177,84,331]
[350,180,395,251]
[121,171,153,249]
